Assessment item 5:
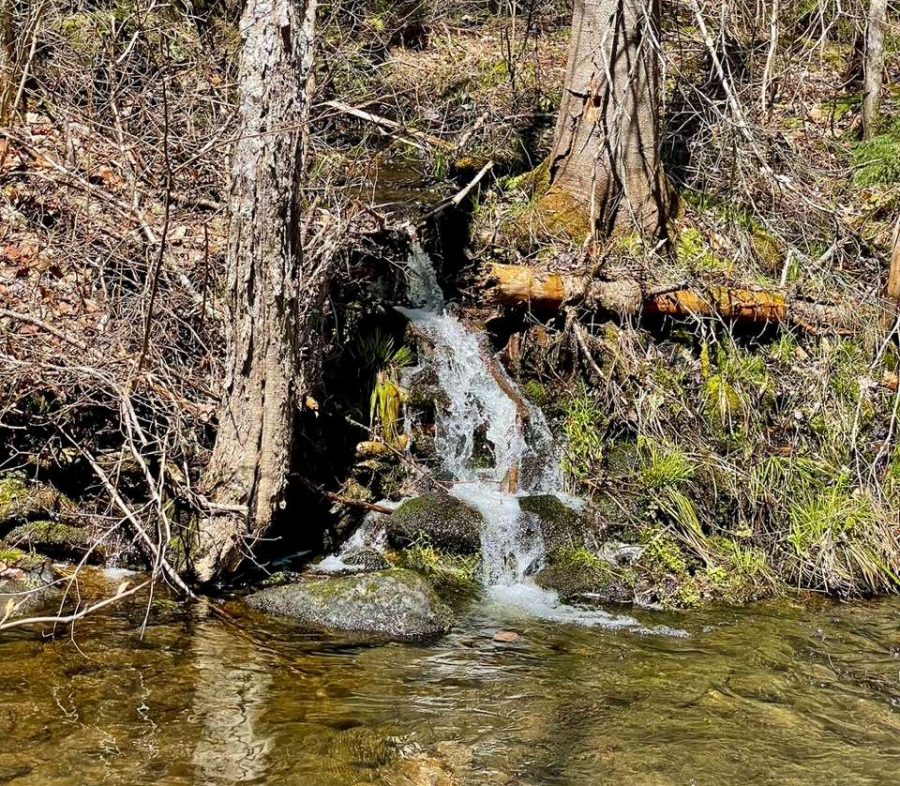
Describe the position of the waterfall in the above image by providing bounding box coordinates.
[401,242,561,587]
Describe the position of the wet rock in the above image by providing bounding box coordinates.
[245,568,453,641]
[310,548,392,576]
[386,493,483,554]
[492,630,521,643]
[0,548,60,617]
[517,494,590,557]
[0,477,68,529]
[342,547,392,572]
[597,541,645,566]
[534,551,634,606]
[3,520,101,562]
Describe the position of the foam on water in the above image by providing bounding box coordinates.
[347,242,684,633]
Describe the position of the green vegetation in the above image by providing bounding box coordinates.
[561,390,605,480]
[852,118,900,186]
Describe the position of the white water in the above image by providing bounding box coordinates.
[331,242,684,635]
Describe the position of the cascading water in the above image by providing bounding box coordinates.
[401,243,561,587]
[400,243,687,635]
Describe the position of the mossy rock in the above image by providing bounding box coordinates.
[3,520,100,562]
[386,493,484,554]
[0,548,60,618]
[0,477,68,529]
[245,569,453,641]
[534,548,634,605]
[518,494,590,559]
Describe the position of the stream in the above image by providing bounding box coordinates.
[0,587,898,785]
[1,243,898,785]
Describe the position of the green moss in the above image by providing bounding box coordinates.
[536,548,634,604]
[852,118,900,186]
[675,227,733,274]
[522,380,549,407]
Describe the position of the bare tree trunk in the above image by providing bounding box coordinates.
[889,216,900,304]
[543,0,667,238]
[862,0,887,139]
[0,0,17,123]
[192,0,321,583]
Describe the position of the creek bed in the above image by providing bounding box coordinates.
[0,588,898,785]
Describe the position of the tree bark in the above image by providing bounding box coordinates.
[543,0,667,238]
[483,263,856,334]
[862,0,887,139]
[192,0,321,583]
[889,216,900,304]
[0,0,17,123]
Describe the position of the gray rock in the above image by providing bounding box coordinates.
[245,568,453,641]
[386,493,483,554]
[597,541,645,566]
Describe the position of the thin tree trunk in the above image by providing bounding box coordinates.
[862,0,887,139]
[192,0,321,583]
[0,0,17,123]
[543,0,667,238]
[889,216,900,304]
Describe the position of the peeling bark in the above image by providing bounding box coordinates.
[544,0,667,237]
[192,0,321,583]
[484,263,857,334]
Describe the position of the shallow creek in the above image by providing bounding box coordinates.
[0,586,898,785]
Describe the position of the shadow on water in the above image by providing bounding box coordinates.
[0,582,898,785]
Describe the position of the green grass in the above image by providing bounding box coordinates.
[852,118,900,186]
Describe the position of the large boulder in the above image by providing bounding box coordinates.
[385,493,483,554]
[245,568,453,641]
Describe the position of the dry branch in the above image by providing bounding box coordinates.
[483,263,857,333]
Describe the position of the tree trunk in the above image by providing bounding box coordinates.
[192,0,321,583]
[0,0,17,123]
[889,216,900,304]
[862,0,887,139]
[543,0,667,238]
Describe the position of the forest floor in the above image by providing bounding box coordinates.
[2,1,900,610]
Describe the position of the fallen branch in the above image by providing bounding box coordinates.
[323,491,395,516]
[426,160,494,217]
[322,100,455,152]
[483,263,857,334]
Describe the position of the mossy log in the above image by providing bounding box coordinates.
[483,263,856,334]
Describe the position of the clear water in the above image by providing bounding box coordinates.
[1,583,898,785]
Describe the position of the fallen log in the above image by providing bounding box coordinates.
[483,263,857,334]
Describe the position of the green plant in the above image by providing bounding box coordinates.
[852,118,900,186]
[353,329,413,444]
[639,438,695,489]
[562,391,605,481]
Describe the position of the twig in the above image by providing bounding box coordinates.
[322,99,456,151]
[425,160,494,218]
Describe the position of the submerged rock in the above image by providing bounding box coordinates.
[386,493,483,554]
[245,568,453,641]
[0,548,60,617]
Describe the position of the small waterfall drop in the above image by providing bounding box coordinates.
[401,242,560,587]
[395,242,685,635]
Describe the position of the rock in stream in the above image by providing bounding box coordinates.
[245,568,453,641]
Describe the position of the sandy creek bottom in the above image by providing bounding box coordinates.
[0,577,897,786]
